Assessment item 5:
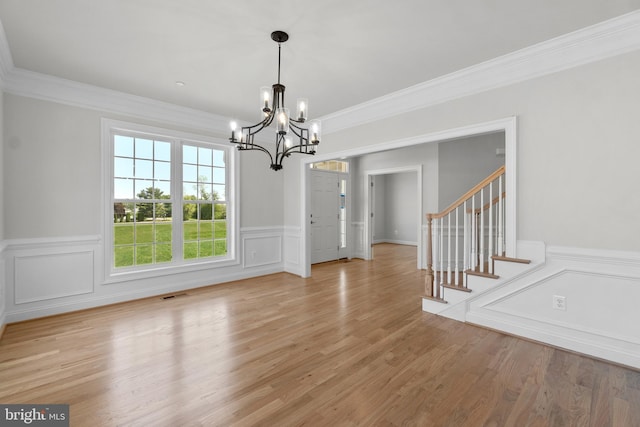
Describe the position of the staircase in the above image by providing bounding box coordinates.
[422,166,534,320]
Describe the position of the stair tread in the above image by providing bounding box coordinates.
[442,283,472,293]
[492,255,531,264]
[465,269,499,279]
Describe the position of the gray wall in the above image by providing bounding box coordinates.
[349,133,504,246]
[438,133,504,209]
[297,50,640,252]
[371,173,418,244]
[382,172,417,244]
[2,94,284,240]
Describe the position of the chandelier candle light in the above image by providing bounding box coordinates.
[229,31,321,171]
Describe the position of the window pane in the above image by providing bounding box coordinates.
[199,241,213,257]
[199,183,212,201]
[135,245,153,265]
[135,138,153,159]
[155,180,171,198]
[212,185,225,201]
[183,164,197,182]
[199,203,213,220]
[114,246,134,268]
[136,222,153,243]
[183,217,197,239]
[155,202,170,220]
[114,178,134,199]
[183,203,197,221]
[198,166,212,183]
[135,159,153,178]
[155,141,171,161]
[114,135,134,157]
[184,242,198,259]
[198,147,213,166]
[214,203,226,220]
[213,167,225,184]
[213,150,225,167]
[155,221,172,243]
[135,180,154,198]
[155,244,172,263]
[214,239,227,256]
[114,220,134,245]
[155,161,170,180]
[199,221,213,239]
[183,183,197,200]
[214,221,227,239]
[114,157,134,178]
[183,145,197,164]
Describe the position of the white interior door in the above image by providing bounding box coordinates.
[311,170,339,264]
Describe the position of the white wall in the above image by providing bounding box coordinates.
[438,132,504,209]
[1,93,286,322]
[351,143,439,221]
[0,88,5,330]
[318,51,640,252]
[377,172,417,245]
[372,175,386,242]
[3,94,284,238]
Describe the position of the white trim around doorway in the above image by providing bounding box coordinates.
[299,116,517,278]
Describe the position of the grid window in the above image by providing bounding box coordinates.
[113,135,172,268]
[182,144,227,260]
[107,122,234,275]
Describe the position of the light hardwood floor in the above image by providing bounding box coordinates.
[1,243,639,426]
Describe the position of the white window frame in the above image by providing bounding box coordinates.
[101,119,239,284]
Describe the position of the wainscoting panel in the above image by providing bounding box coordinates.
[242,232,282,268]
[283,226,301,275]
[14,251,94,304]
[351,222,365,259]
[466,243,640,369]
[4,229,286,323]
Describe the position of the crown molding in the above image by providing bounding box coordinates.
[320,10,640,134]
[3,68,232,134]
[1,11,640,135]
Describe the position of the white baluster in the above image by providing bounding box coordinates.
[498,175,504,256]
[463,200,468,275]
[447,212,451,285]
[471,194,476,271]
[439,217,444,285]
[455,206,459,287]
[480,187,485,272]
[489,180,494,272]
[432,218,439,298]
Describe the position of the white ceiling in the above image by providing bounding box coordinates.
[0,1,638,123]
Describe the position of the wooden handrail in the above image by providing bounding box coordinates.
[468,192,506,214]
[427,166,505,220]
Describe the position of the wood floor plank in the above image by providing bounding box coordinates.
[1,243,639,426]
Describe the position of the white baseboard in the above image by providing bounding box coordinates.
[373,239,417,246]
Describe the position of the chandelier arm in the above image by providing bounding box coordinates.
[242,112,275,138]
[281,143,317,158]
[239,143,276,166]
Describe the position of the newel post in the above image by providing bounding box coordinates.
[425,214,434,298]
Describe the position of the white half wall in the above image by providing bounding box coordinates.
[3,227,285,322]
[467,244,640,369]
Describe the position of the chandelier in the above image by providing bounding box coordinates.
[229,31,321,171]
